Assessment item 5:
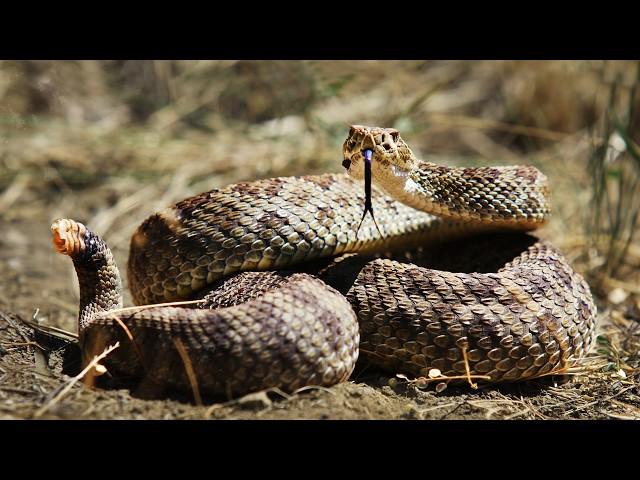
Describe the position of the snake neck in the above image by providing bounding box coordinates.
[343,125,551,230]
[377,159,551,230]
[51,219,123,332]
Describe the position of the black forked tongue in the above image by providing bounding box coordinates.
[356,149,383,238]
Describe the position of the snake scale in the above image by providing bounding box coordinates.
[51,125,596,399]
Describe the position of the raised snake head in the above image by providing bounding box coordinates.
[342,125,417,183]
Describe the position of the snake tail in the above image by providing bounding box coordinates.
[51,218,123,331]
[52,218,360,398]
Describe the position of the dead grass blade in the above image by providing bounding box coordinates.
[33,342,119,418]
[586,62,640,285]
[173,336,202,406]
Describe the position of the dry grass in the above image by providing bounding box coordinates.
[585,62,640,292]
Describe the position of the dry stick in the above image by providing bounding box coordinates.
[204,387,292,419]
[0,386,36,395]
[173,336,202,406]
[564,385,636,416]
[1,341,45,351]
[33,342,119,419]
[40,325,78,341]
[460,345,478,389]
[417,402,461,415]
[20,318,79,340]
[397,372,491,386]
[294,385,337,396]
[606,412,639,420]
[502,397,545,420]
[109,316,147,376]
[107,299,206,316]
[0,311,33,345]
[610,399,640,418]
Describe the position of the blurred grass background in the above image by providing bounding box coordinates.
[0,60,639,328]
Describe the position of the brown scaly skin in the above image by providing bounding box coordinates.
[343,125,550,230]
[127,174,495,305]
[52,125,597,399]
[348,242,595,381]
[52,220,359,398]
[341,126,593,379]
[51,219,123,332]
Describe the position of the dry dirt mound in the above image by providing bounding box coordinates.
[2,303,639,420]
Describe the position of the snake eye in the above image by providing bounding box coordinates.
[388,129,400,142]
[342,159,351,170]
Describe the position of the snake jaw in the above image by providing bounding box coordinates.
[51,218,87,257]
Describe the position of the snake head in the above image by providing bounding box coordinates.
[342,125,416,183]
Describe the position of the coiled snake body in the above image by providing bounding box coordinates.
[52,126,596,399]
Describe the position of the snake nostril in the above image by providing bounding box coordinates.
[342,159,351,170]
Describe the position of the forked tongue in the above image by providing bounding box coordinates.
[356,148,383,238]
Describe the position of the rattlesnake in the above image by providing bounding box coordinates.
[51,125,596,399]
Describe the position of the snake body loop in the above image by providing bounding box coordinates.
[52,126,596,399]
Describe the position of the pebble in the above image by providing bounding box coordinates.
[236,391,272,410]
[608,287,628,305]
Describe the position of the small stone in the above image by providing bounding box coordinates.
[608,287,628,305]
[236,391,272,410]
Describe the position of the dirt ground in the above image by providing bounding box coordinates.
[1,60,640,420]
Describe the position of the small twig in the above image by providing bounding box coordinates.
[438,400,466,420]
[106,299,206,316]
[1,341,45,352]
[605,412,639,420]
[19,317,79,340]
[33,342,119,419]
[0,311,33,345]
[0,386,36,395]
[293,385,337,396]
[397,372,491,387]
[417,402,460,414]
[173,336,202,406]
[502,397,547,420]
[460,345,478,389]
[610,399,640,418]
[111,316,146,369]
[564,385,636,416]
[204,387,292,419]
[265,387,293,401]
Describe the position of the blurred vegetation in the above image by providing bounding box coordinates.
[0,60,639,288]
[587,63,640,291]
